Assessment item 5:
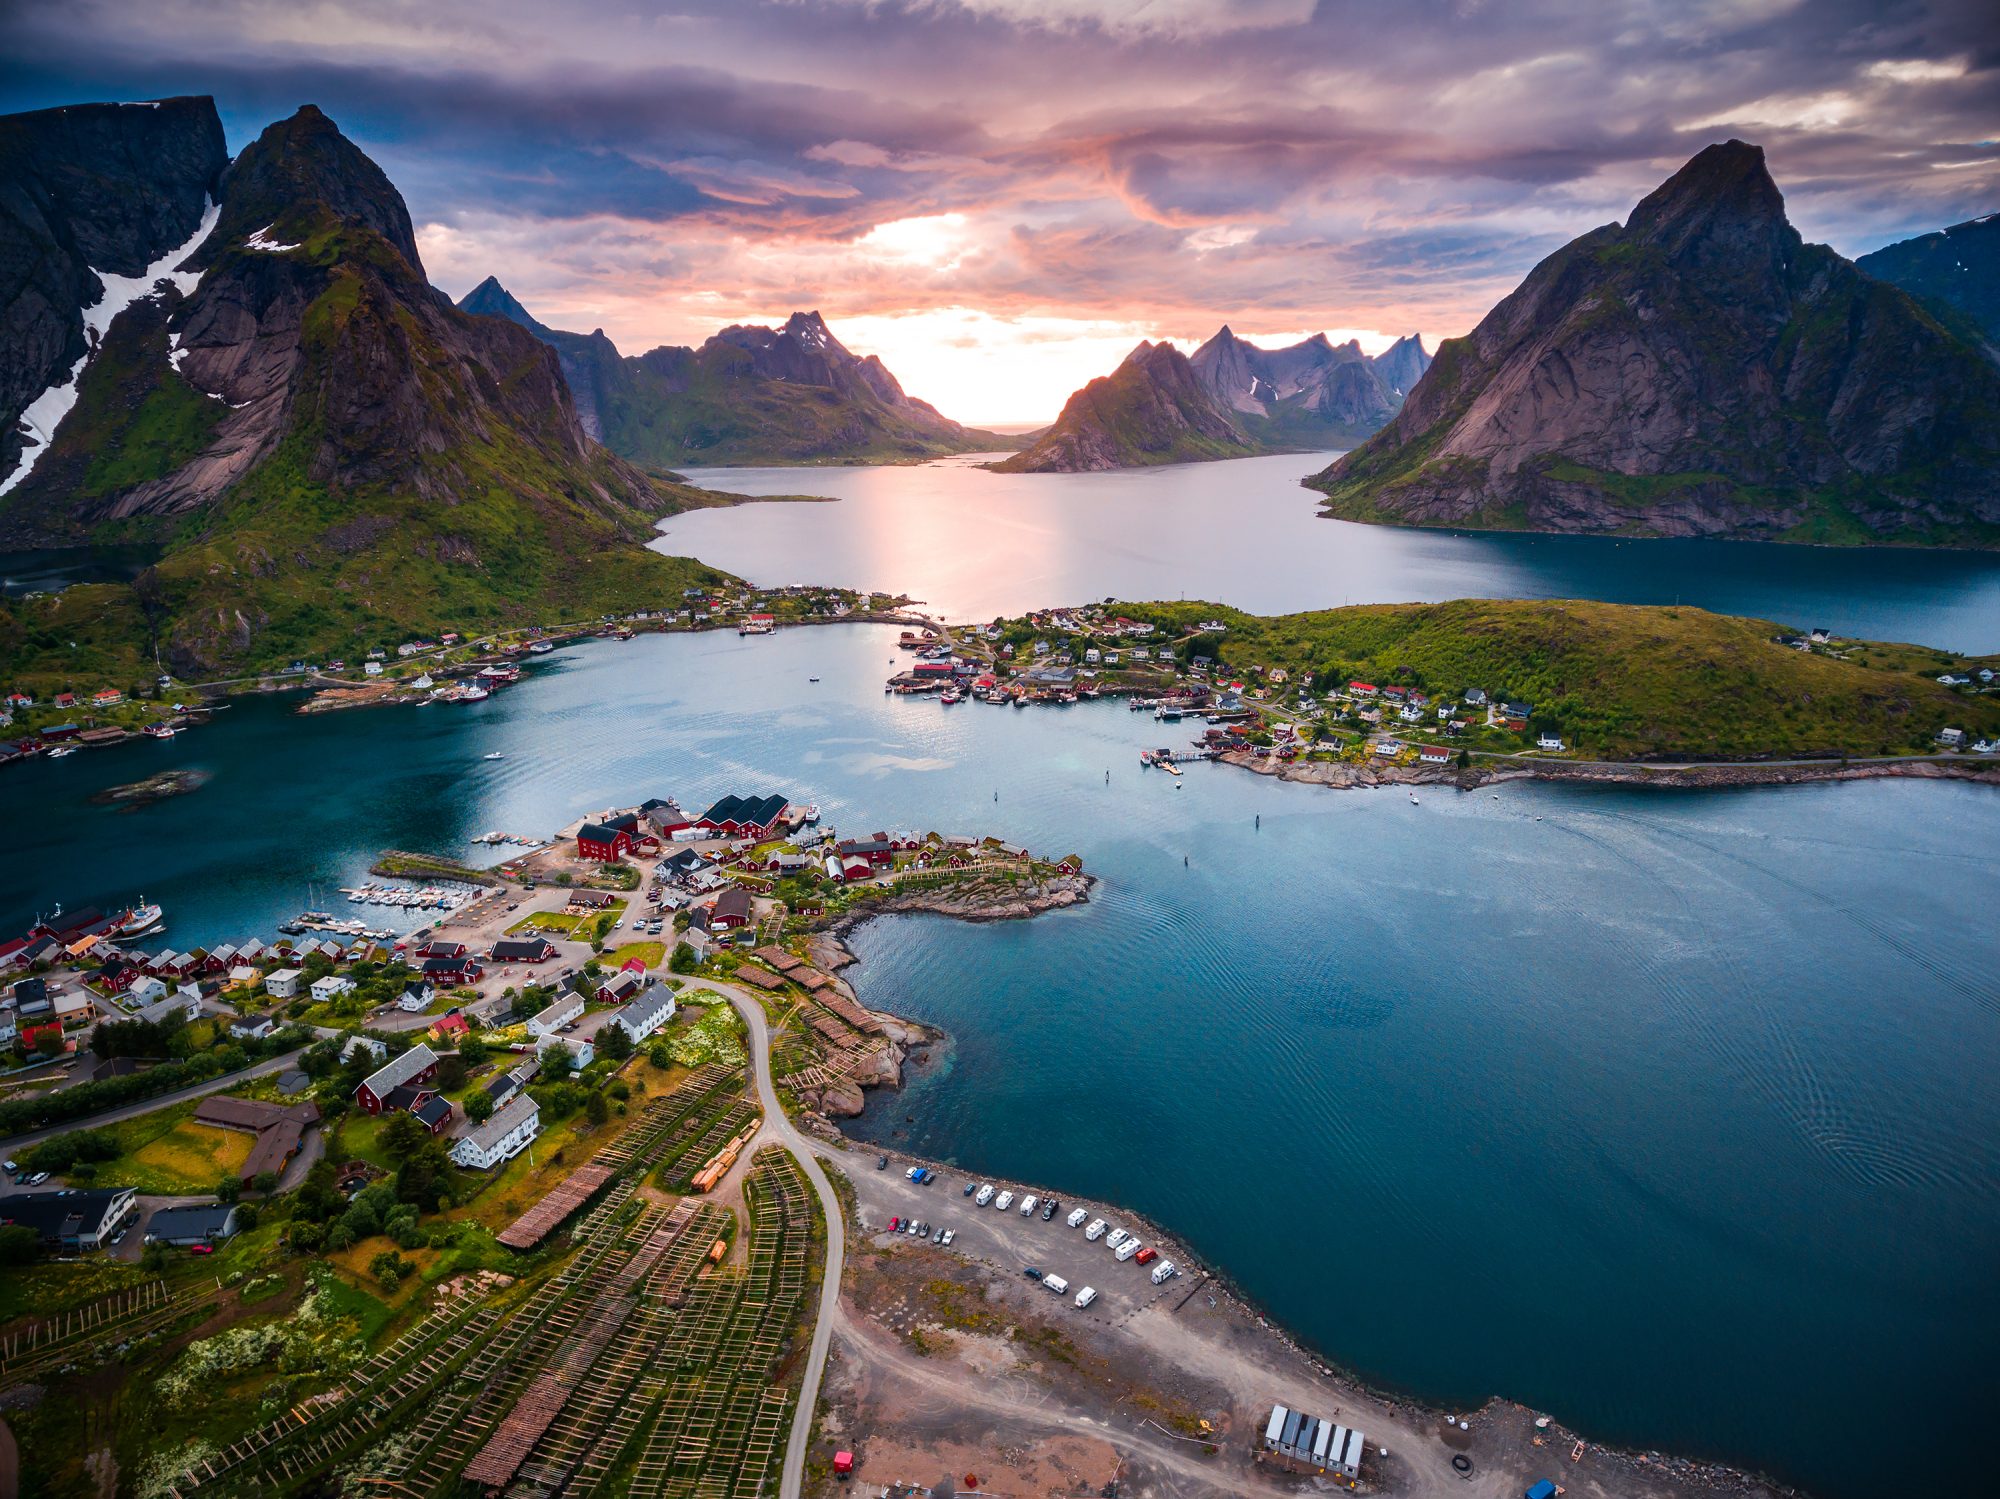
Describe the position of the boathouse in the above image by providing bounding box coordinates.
[695,793,790,839]
[709,886,753,930]
[577,820,636,861]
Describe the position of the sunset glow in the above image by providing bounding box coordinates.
[4,0,1994,424]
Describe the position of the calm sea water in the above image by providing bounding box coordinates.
[1,623,1993,1499]
[659,453,2000,651]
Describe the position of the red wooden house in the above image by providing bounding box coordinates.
[356,1042,440,1114]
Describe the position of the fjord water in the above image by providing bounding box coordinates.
[661,453,2000,651]
[2,623,1995,1498]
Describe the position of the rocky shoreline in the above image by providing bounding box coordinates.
[775,873,1094,1120]
[1223,748,2000,793]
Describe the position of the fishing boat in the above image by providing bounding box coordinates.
[940,689,962,705]
[528,641,554,654]
[483,752,505,760]
[47,745,77,758]
[144,722,178,739]
[118,899,165,937]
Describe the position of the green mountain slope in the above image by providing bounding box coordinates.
[459,280,1013,466]
[0,101,739,684]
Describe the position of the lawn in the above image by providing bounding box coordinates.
[509,910,586,936]
[79,1102,254,1193]
[602,941,665,971]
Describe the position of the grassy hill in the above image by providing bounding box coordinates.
[1100,598,2000,760]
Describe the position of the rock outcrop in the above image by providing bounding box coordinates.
[458,281,1008,464]
[1311,141,2000,547]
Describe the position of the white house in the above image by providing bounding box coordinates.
[311,975,355,1004]
[230,1015,277,1040]
[450,1095,541,1170]
[135,990,203,1025]
[1938,726,1966,747]
[527,992,584,1040]
[126,974,169,1006]
[342,1034,388,1063]
[612,982,677,1045]
[1537,732,1566,751]
[264,968,304,1000]
[397,980,435,1012]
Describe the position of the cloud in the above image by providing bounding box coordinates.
[4,0,1996,421]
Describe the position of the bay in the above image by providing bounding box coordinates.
[1,622,1994,1498]
[658,452,2000,652]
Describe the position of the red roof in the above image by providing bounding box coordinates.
[1348,681,1376,692]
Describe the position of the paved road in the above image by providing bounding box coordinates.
[0,1049,306,1154]
[720,985,845,1499]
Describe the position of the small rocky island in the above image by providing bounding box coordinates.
[89,768,211,807]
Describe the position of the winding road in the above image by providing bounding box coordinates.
[722,985,846,1499]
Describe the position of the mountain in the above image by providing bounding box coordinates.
[1188,326,1430,444]
[992,341,1256,472]
[457,280,1009,465]
[0,100,730,678]
[1311,141,2000,547]
[997,326,1429,474]
[0,98,228,493]
[1857,213,2000,345]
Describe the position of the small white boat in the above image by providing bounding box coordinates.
[1409,792,1419,804]
[48,745,76,758]
[483,752,505,760]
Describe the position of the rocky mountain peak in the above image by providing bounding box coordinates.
[459,276,549,335]
[201,104,422,272]
[1626,138,1797,287]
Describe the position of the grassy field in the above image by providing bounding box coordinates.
[603,940,665,970]
[1092,598,2000,760]
[70,1102,254,1193]
[509,910,586,935]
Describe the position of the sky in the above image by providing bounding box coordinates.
[3,1,1996,425]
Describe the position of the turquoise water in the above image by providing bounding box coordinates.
[661,452,2000,652]
[2,622,1994,1497]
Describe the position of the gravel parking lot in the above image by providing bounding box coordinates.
[843,1146,1198,1327]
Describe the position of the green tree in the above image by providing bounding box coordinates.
[393,1134,455,1212]
[0,1224,40,1264]
[463,1089,495,1124]
[669,944,697,974]
[369,1250,410,1288]
[585,1090,610,1127]
[596,1024,633,1062]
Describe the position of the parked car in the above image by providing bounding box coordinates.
[1041,1199,1060,1221]
[25,1172,48,1187]
[1114,1240,1140,1262]
[975,1184,994,1206]
[877,1156,889,1170]
[993,1190,1014,1212]
[1067,1208,1089,1229]
[188,1243,215,1255]
[1018,1194,1038,1217]
[1134,1247,1158,1265]
[940,1230,955,1247]
[1043,1274,1070,1296]
[888,1216,902,1233]
[963,1182,977,1197]
[932,1226,947,1244]
[1074,1285,1098,1309]
[1150,1259,1178,1285]
[1104,1228,1130,1250]
[1024,1267,1042,1280]
[1084,1218,1107,1241]
[1,1159,16,1176]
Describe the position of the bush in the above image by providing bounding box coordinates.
[669,944,697,974]
[22,1128,121,1174]
[369,1250,411,1288]
[585,1091,610,1126]
[0,1224,40,1264]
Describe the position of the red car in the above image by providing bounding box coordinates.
[887,1217,901,1233]
[1134,1247,1158,1265]
[188,1242,216,1256]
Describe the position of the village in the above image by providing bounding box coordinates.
[0,579,900,763]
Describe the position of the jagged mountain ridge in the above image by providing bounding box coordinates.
[0,98,729,674]
[997,327,1430,473]
[0,98,227,492]
[1311,141,2000,547]
[457,279,1008,465]
[1857,212,2000,345]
